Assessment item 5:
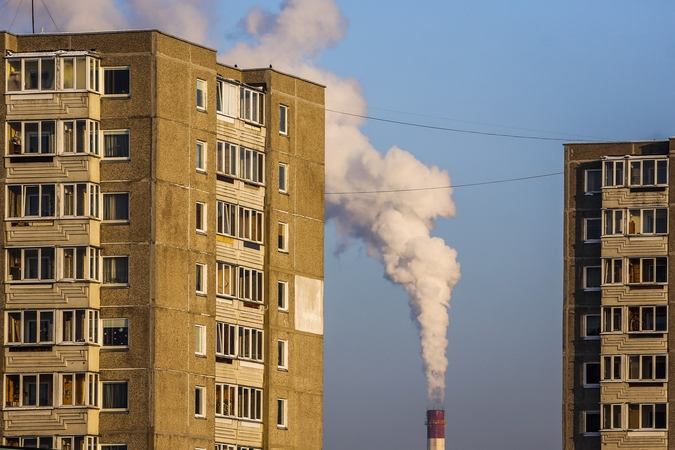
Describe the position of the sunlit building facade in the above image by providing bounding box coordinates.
[563,140,673,449]
[0,30,325,450]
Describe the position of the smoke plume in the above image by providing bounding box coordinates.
[4,0,461,404]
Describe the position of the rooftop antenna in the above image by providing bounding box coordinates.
[31,0,35,34]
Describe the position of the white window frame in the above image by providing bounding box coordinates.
[216,322,236,358]
[216,141,237,177]
[237,206,264,244]
[278,339,288,370]
[278,222,289,252]
[60,372,99,407]
[585,169,601,194]
[628,158,668,187]
[6,57,56,92]
[5,436,56,448]
[101,381,129,412]
[238,146,265,184]
[627,403,667,430]
[215,383,236,418]
[196,263,207,295]
[196,202,207,234]
[238,326,264,362]
[278,280,288,311]
[196,79,207,111]
[238,385,263,421]
[583,266,601,291]
[240,86,264,125]
[602,258,623,285]
[216,79,238,118]
[277,398,288,428]
[583,362,600,388]
[102,129,129,159]
[627,257,667,285]
[60,309,99,345]
[102,318,129,348]
[6,120,57,155]
[216,201,236,237]
[584,314,600,340]
[627,354,667,382]
[602,404,623,430]
[59,247,100,281]
[602,355,622,382]
[583,410,601,436]
[627,208,668,235]
[601,306,622,333]
[279,163,288,193]
[215,444,236,450]
[6,184,56,219]
[6,247,55,282]
[279,105,288,135]
[59,119,100,155]
[584,218,601,243]
[627,305,668,333]
[238,266,264,303]
[4,373,54,408]
[6,310,55,345]
[102,256,129,286]
[103,66,130,97]
[60,183,100,218]
[603,160,625,187]
[103,192,130,223]
[216,262,236,298]
[195,385,205,418]
[101,445,128,450]
[603,209,623,236]
[195,324,206,356]
[196,140,206,172]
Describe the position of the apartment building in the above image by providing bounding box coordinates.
[563,140,673,449]
[0,30,325,450]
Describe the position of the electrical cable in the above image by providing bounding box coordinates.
[0,0,14,12]
[325,172,563,195]
[9,0,23,32]
[40,0,61,32]
[326,109,594,142]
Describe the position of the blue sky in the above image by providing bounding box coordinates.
[4,1,675,448]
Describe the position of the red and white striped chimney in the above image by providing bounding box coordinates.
[426,409,446,450]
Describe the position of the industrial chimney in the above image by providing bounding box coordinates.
[426,409,446,450]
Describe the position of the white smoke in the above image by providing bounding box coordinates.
[5,0,461,403]
[223,0,461,403]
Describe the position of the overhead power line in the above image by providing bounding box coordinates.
[40,0,61,32]
[325,172,563,195]
[326,109,594,142]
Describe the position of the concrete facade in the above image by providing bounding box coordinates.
[0,30,324,450]
[563,140,674,449]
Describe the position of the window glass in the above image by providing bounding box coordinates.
[279,163,288,193]
[7,60,21,91]
[585,218,601,241]
[196,141,206,171]
[585,315,600,339]
[102,382,128,410]
[103,257,129,285]
[585,169,601,193]
[196,79,206,110]
[104,67,130,95]
[103,130,130,158]
[103,193,129,222]
[102,318,129,347]
[279,105,288,135]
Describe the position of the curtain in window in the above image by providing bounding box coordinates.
[104,133,129,158]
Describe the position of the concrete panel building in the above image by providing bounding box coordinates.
[563,140,673,449]
[0,29,325,450]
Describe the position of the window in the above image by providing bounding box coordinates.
[603,160,625,187]
[61,55,99,91]
[583,266,601,290]
[60,247,100,281]
[102,446,128,450]
[585,169,601,193]
[103,256,129,285]
[217,201,236,237]
[238,266,264,303]
[102,381,128,411]
[584,411,600,435]
[603,209,623,235]
[60,120,100,155]
[238,206,264,243]
[7,120,56,154]
[103,67,130,96]
[60,436,99,450]
[6,247,55,281]
[279,163,288,193]
[278,280,288,311]
[278,339,288,370]
[584,218,601,242]
[216,79,238,117]
[195,386,205,417]
[602,258,622,285]
[6,57,55,91]
[628,306,667,333]
[238,326,264,362]
[628,159,668,186]
[216,322,236,358]
[584,314,600,340]
[279,105,288,135]
[103,130,129,158]
[195,324,206,356]
[628,257,667,284]
[216,141,265,184]
[216,262,236,297]
[5,436,54,448]
[103,193,129,222]
[627,355,667,382]
[196,202,207,233]
[277,398,287,428]
[61,183,100,218]
[196,79,207,111]
[61,373,98,407]
[278,222,289,252]
[602,306,622,332]
[628,403,667,429]
[102,318,129,348]
[627,208,668,235]
[196,140,206,172]
[216,141,237,176]
[238,385,263,420]
[215,383,236,417]
[584,362,600,387]
[215,444,236,450]
[6,310,54,345]
[61,309,99,344]
[602,404,622,430]
[240,86,264,125]
[196,263,206,294]
[602,355,622,381]
[4,373,53,407]
[7,184,55,218]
